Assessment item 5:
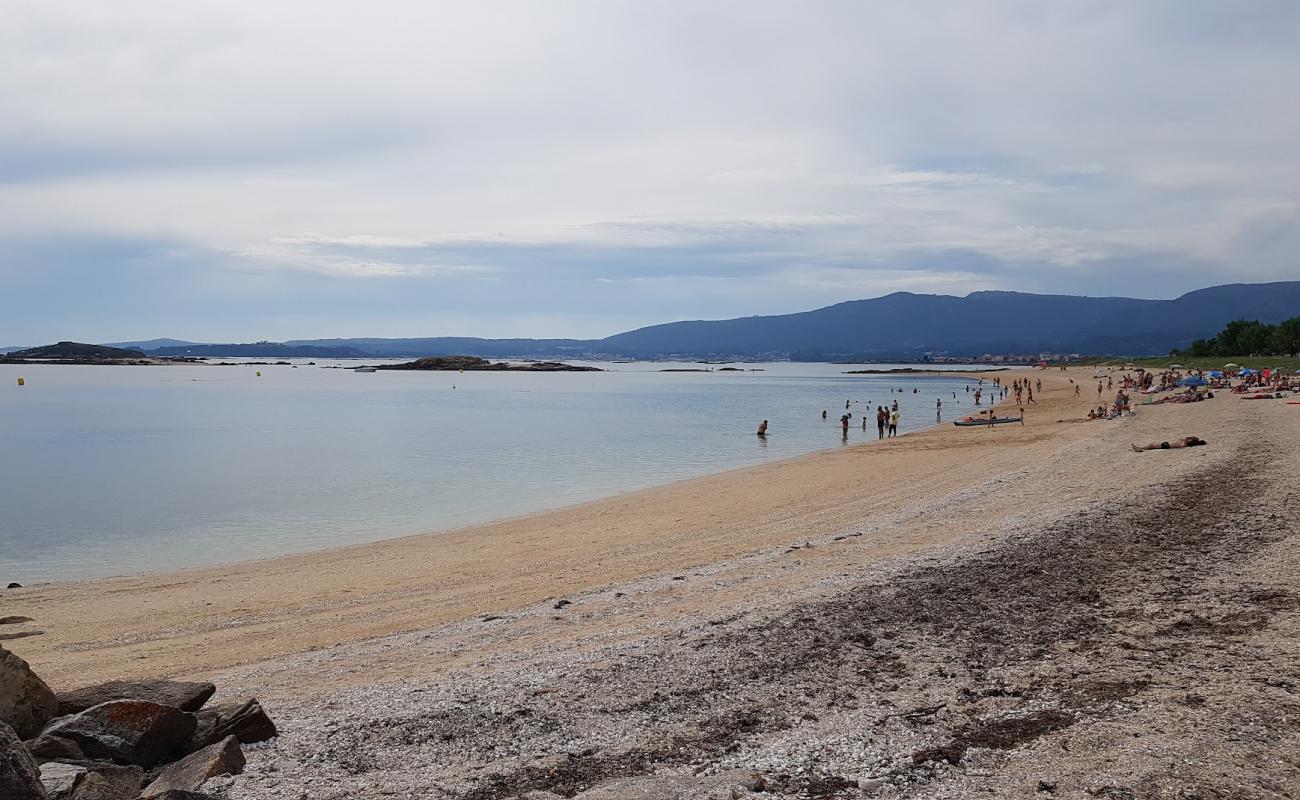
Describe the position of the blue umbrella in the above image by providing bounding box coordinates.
[1207,370,1224,378]
[1239,368,1257,375]
[1178,376,1207,386]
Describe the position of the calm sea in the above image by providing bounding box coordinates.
[0,360,988,582]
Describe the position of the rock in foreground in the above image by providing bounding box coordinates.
[37,760,143,800]
[1,645,59,739]
[141,735,244,799]
[23,734,84,762]
[185,699,276,753]
[37,762,85,797]
[57,680,216,717]
[0,721,48,799]
[42,700,196,768]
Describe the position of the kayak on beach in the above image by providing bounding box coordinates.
[953,416,1021,427]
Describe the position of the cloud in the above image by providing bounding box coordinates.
[2,1,1299,341]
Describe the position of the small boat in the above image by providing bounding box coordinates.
[953,416,1020,427]
[354,366,378,373]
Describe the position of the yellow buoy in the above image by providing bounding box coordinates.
[16,377,24,386]
[256,371,262,377]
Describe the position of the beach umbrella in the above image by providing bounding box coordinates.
[1295,369,1300,374]
[1207,370,1223,378]
[1239,368,1257,375]
[1178,376,1207,386]
[1224,363,1239,368]
[1169,364,1184,369]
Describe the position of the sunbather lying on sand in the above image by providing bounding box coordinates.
[1131,436,1207,452]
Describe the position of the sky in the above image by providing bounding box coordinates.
[3,1,1299,344]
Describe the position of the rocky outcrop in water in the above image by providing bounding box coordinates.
[374,355,601,372]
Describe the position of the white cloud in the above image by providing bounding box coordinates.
[2,1,1299,339]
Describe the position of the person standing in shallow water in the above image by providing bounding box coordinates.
[840,413,851,435]
[936,397,942,423]
[888,408,900,437]
[876,406,887,439]
[757,419,768,436]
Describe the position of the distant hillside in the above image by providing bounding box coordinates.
[284,337,593,358]
[596,281,1300,359]
[149,342,371,358]
[102,338,199,350]
[72,280,1300,361]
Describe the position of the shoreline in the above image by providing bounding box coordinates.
[7,371,996,588]
[3,368,1079,688]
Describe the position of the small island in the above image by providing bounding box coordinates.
[0,341,195,365]
[843,367,1009,375]
[373,355,601,372]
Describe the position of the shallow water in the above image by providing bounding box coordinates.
[0,360,991,582]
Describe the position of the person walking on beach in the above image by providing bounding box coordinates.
[876,406,887,439]
[888,408,900,437]
[1074,384,1081,397]
[936,397,942,422]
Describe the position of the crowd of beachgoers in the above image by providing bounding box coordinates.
[1058,363,1300,422]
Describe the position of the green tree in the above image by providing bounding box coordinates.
[1272,317,1300,356]
[1215,319,1272,355]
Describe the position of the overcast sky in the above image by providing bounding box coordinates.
[3,1,1298,343]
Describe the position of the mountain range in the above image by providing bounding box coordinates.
[73,280,1300,360]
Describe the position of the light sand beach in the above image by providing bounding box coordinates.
[5,367,1299,798]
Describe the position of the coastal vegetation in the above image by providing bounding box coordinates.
[1170,317,1300,359]
[1132,355,1300,372]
